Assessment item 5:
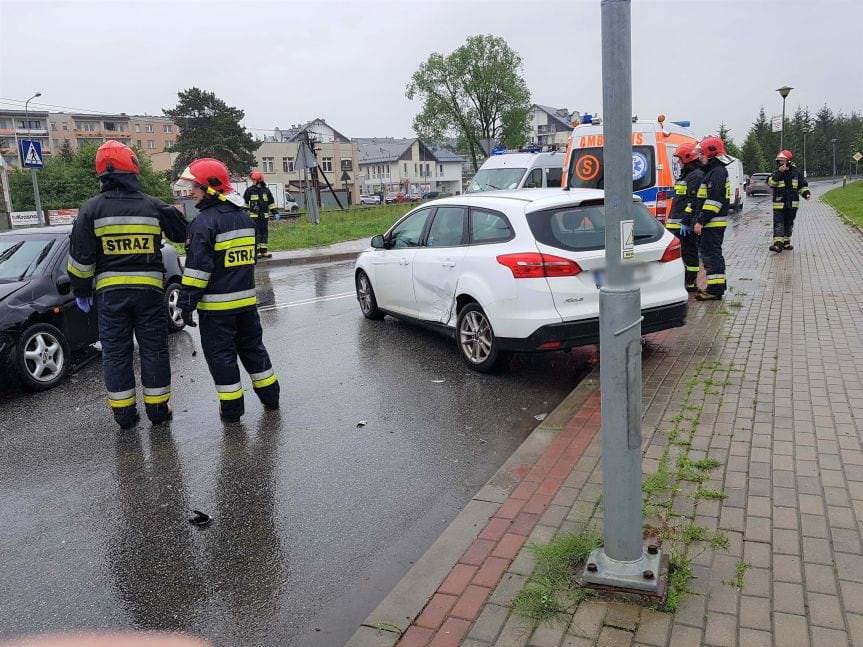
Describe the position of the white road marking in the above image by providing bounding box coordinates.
[258,291,356,312]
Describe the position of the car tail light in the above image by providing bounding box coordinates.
[660,236,681,262]
[538,341,563,350]
[496,253,583,278]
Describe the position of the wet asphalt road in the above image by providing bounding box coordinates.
[0,261,595,646]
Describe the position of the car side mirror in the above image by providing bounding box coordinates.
[371,235,386,249]
[57,274,71,295]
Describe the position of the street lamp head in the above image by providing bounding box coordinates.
[832,138,839,143]
[776,86,793,98]
[34,92,41,98]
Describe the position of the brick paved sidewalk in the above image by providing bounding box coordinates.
[374,185,863,647]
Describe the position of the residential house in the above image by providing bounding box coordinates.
[528,104,578,149]
[254,118,360,206]
[356,138,464,196]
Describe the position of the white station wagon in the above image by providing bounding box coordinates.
[354,189,688,372]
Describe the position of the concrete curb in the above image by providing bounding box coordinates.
[254,250,362,269]
[344,368,601,647]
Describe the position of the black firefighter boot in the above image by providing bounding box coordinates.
[113,405,140,430]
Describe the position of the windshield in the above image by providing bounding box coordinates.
[0,237,57,283]
[466,168,527,193]
[526,202,663,252]
[567,146,656,192]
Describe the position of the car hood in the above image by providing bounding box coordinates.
[0,279,30,304]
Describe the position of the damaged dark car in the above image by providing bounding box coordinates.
[0,226,185,393]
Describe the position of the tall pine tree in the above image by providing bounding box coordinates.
[164,88,258,178]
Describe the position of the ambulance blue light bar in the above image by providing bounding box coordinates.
[671,121,691,128]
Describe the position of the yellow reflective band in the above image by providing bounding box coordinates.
[666,223,681,230]
[773,203,784,210]
[253,374,278,389]
[697,186,708,198]
[67,261,95,278]
[684,206,693,213]
[773,182,785,188]
[792,180,799,188]
[218,389,244,401]
[181,275,209,288]
[108,396,136,408]
[144,393,171,405]
[704,220,727,228]
[791,201,799,207]
[94,224,161,236]
[706,278,726,285]
[702,203,720,213]
[214,236,257,250]
[250,195,260,200]
[686,266,700,272]
[197,296,258,311]
[96,275,164,290]
[674,185,687,195]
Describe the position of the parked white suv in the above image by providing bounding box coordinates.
[354,189,688,372]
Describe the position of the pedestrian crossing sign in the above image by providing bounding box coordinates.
[21,139,43,169]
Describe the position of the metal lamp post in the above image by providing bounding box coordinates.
[24,92,45,225]
[802,121,814,178]
[831,138,839,180]
[776,86,793,152]
[582,0,662,595]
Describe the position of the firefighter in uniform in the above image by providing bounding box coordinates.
[243,170,279,259]
[177,158,280,422]
[768,149,810,252]
[68,140,188,429]
[692,136,731,301]
[667,143,704,292]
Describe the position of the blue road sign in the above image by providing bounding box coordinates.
[21,140,44,169]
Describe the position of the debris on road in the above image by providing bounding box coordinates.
[431,379,445,383]
[357,420,367,428]
[534,413,548,421]
[188,510,211,527]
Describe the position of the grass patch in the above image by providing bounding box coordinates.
[661,552,693,613]
[695,488,728,501]
[511,529,601,626]
[265,203,413,251]
[823,180,863,228]
[734,561,749,589]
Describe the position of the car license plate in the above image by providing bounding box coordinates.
[593,265,651,288]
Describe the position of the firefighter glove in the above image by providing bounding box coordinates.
[75,296,93,313]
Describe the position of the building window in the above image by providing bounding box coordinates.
[164,125,173,134]
[18,119,43,130]
[147,140,156,150]
[103,121,127,132]
[439,164,444,175]
[341,158,352,171]
[386,165,390,177]
[0,118,10,129]
[262,157,274,173]
[51,123,56,131]
[322,157,333,172]
[164,141,173,150]
[414,163,418,174]
[136,139,142,147]
[145,123,154,133]
[52,138,59,147]
[62,123,68,131]
[75,121,98,132]
[283,157,295,172]
[135,124,141,133]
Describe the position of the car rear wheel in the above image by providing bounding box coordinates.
[457,303,510,373]
[165,283,186,333]
[356,271,385,320]
[16,323,70,392]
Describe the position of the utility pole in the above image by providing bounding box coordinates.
[582,0,661,594]
[831,138,839,181]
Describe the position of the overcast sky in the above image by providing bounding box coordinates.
[1,0,861,147]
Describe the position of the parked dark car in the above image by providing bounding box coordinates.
[746,172,772,196]
[0,226,185,392]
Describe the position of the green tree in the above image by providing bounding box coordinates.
[164,87,258,178]
[407,35,531,171]
[739,132,768,174]
[9,144,172,211]
[717,122,742,159]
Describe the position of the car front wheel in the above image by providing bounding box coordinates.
[456,303,510,372]
[165,283,186,333]
[15,323,70,392]
[356,271,385,320]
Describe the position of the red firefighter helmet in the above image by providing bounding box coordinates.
[776,149,793,161]
[178,158,233,193]
[95,140,140,176]
[697,136,726,160]
[674,143,699,165]
[250,169,264,182]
